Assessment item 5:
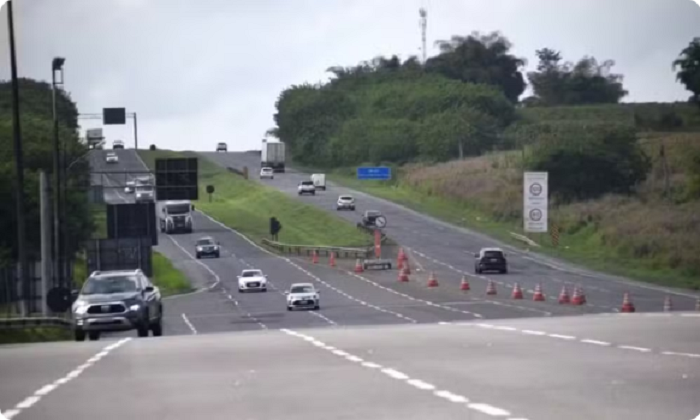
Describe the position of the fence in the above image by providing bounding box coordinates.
[0,261,72,317]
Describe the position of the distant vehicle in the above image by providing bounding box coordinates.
[474,247,508,274]
[71,269,163,341]
[286,283,320,311]
[261,140,285,173]
[260,167,274,179]
[195,236,220,259]
[112,140,125,150]
[336,195,355,211]
[216,142,228,152]
[311,173,326,190]
[124,180,135,194]
[298,181,316,196]
[135,184,155,203]
[157,200,194,234]
[237,269,268,293]
[360,210,387,228]
[105,152,119,164]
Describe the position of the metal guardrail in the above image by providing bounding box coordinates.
[0,316,72,330]
[261,238,373,259]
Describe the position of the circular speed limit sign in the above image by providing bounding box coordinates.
[375,216,387,228]
[529,182,543,196]
[529,208,543,222]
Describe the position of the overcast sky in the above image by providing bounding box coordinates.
[1,0,699,151]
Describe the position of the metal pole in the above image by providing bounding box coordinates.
[7,0,29,316]
[133,112,139,149]
[40,171,51,316]
[52,68,62,290]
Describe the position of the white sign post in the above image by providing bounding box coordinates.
[523,172,548,233]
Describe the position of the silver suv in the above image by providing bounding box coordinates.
[71,269,163,341]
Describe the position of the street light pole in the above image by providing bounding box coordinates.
[7,0,29,315]
[52,56,65,289]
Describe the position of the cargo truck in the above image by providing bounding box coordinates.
[261,140,286,173]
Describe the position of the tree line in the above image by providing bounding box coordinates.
[0,78,93,266]
[273,32,700,203]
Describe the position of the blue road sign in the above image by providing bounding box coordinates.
[357,167,391,180]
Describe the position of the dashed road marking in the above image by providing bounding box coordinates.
[618,345,652,353]
[181,313,197,334]
[281,328,526,419]
[548,334,577,340]
[3,338,131,419]
[580,339,611,346]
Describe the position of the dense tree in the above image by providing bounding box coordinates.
[673,37,700,106]
[426,32,527,102]
[0,79,93,265]
[526,49,628,105]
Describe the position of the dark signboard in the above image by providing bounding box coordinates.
[103,107,126,125]
[85,238,153,277]
[106,202,158,246]
[155,157,199,200]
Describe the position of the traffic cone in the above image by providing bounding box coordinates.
[329,252,336,267]
[579,287,587,305]
[427,272,439,287]
[486,279,497,295]
[620,292,635,313]
[558,286,570,304]
[397,248,406,263]
[570,287,584,305]
[404,260,411,275]
[511,283,524,300]
[312,250,319,264]
[460,276,470,291]
[532,283,545,301]
[354,259,364,273]
[663,295,673,312]
[398,266,409,282]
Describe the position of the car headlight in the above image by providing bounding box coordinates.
[73,302,89,315]
[196,246,203,251]
[129,304,141,312]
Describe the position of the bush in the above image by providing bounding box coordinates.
[149,144,157,151]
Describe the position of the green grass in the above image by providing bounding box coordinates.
[151,251,193,296]
[0,327,71,345]
[137,150,372,247]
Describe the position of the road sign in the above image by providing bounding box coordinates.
[155,157,199,200]
[523,172,548,233]
[103,107,126,125]
[357,167,391,180]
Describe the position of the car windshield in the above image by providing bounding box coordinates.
[197,238,214,246]
[262,168,272,172]
[218,143,226,146]
[291,285,314,294]
[366,211,381,217]
[136,186,153,192]
[166,204,190,214]
[483,251,504,259]
[301,181,313,186]
[340,196,353,201]
[81,275,139,295]
[242,271,262,277]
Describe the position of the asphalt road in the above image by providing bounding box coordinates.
[2,313,699,420]
[201,151,700,314]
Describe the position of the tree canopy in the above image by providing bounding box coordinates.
[674,37,700,106]
[0,78,93,265]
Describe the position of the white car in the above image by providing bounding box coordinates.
[260,167,274,179]
[336,195,355,211]
[298,181,316,196]
[286,283,320,311]
[237,269,268,293]
[124,180,135,194]
[105,152,119,164]
[135,185,155,202]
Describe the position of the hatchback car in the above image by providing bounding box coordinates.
[336,195,356,211]
[260,167,274,179]
[474,247,508,274]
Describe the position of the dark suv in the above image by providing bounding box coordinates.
[474,248,508,274]
[71,269,163,341]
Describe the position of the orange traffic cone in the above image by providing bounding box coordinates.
[397,248,406,263]
[486,279,497,295]
[404,260,411,275]
[571,287,585,306]
[329,252,336,268]
[620,292,635,312]
[460,276,470,291]
[398,266,409,282]
[532,283,545,301]
[663,295,673,312]
[427,272,439,288]
[354,259,364,273]
[558,286,570,304]
[312,250,319,264]
[511,283,524,300]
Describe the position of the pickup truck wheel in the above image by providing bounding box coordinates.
[151,319,163,337]
[74,329,86,342]
[196,253,201,259]
[287,306,292,311]
[88,331,101,341]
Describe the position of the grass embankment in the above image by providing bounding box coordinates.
[137,149,371,247]
[0,327,71,345]
[320,132,700,290]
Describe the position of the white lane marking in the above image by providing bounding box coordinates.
[344,269,483,319]
[406,247,552,317]
[181,313,197,334]
[223,292,268,330]
[548,334,577,340]
[308,310,338,326]
[618,345,652,353]
[493,326,517,331]
[580,339,611,346]
[661,351,700,358]
[281,329,524,419]
[346,355,364,363]
[4,337,131,419]
[167,234,221,291]
[521,330,546,336]
[197,211,412,325]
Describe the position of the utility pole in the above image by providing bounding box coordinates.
[133,112,139,149]
[7,0,29,316]
[52,57,65,288]
[419,8,428,64]
[40,171,51,316]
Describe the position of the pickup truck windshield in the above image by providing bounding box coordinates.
[166,204,191,214]
[82,276,139,295]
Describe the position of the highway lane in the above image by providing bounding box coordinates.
[201,151,700,314]
[3,313,698,420]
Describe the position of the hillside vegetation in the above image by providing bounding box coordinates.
[273,32,700,287]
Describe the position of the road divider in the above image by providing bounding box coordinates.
[261,238,373,259]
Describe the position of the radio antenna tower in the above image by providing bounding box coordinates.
[419,7,428,64]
